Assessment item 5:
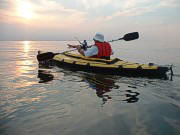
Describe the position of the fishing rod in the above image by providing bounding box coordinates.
[74,37,83,45]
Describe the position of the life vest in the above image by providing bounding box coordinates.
[95,42,112,59]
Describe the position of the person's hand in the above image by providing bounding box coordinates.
[76,45,81,50]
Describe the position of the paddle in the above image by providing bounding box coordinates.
[37,32,139,62]
[108,32,139,42]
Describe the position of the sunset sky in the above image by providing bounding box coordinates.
[0,0,180,41]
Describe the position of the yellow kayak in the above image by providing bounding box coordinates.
[37,51,170,78]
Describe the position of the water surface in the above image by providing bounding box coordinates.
[0,41,180,135]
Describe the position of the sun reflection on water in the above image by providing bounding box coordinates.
[23,41,30,53]
[14,41,36,88]
[15,60,35,75]
[0,41,45,117]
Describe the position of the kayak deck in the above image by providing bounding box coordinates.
[37,51,170,78]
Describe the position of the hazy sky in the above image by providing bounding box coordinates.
[0,0,180,41]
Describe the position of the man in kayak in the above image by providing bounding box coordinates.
[68,33,113,60]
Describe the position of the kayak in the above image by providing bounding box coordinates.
[37,51,171,78]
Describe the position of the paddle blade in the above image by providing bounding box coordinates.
[123,32,139,41]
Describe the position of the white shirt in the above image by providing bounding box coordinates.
[84,45,114,57]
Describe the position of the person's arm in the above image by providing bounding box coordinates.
[67,44,85,56]
[67,44,98,57]
[84,46,98,57]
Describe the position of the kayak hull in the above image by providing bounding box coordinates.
[53,59,168,78]
[37,51,170,79]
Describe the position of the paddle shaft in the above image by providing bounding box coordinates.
[108,38,123,42]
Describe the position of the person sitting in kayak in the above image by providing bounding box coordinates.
[68,33,113,60]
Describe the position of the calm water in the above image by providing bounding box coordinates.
[0,41,180,135]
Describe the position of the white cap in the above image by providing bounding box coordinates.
[93,33,104,42]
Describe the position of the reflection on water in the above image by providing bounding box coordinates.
[16,60,35,75]
[23,41,31,53]
[82,74,117,104]
[122,90,139,103]
[38,70,54,83]
[14,41,36,88]
[82,74,140,104]
[16,41,33,75]
[37,67,140,104]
